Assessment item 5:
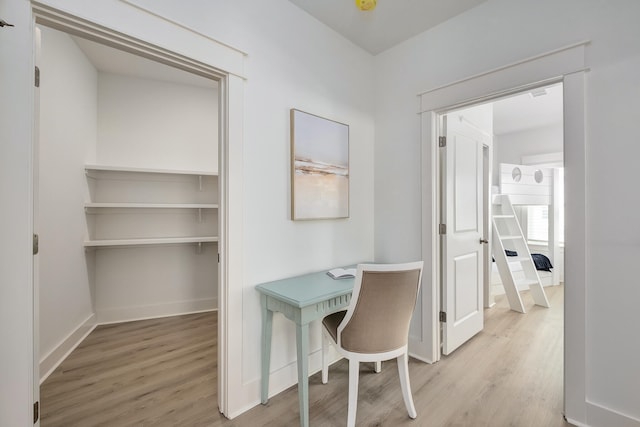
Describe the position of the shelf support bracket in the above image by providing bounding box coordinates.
[196,241,203,254]
[198,175,203,191]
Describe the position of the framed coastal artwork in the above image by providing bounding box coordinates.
[290,109,349,220]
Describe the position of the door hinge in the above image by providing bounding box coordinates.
[439,224,446,235]
[439,136,446,147]
[35,66,40,88]
[33,401,39,423]
[439,311,447,322]
[217,253,220,263]
[33,234,39,255]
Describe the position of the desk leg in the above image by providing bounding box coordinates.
[296,322,310,427]
[261,295,273,405]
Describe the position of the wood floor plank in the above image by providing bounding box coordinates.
[41,286,568,426]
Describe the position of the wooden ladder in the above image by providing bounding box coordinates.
[492,194,550,313]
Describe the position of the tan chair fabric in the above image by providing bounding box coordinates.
[333,269,421,354]
[322,310,346,343]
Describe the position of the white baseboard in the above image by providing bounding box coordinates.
[40,313,97,384]
[586,401,640,427]
[96,298,217,324]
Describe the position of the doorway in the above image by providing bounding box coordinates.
[418,42,587,418]
[437,82,564,355]
[33,21,228,424]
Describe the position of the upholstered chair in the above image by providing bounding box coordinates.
[321,262,423,427]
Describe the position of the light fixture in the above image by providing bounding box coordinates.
[355,0,377,11]
[529,88,548,98]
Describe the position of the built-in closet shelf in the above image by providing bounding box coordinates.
[84,236,218,248]
[493,215,515,219]
[85,203,219,210]
[84,165,218,247]
[85,164,217,177]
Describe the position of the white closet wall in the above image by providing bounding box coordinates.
[39,25,219,375]
[493,123,563,185]
[97,73,218,172]
[93,72,218,323]
[39,26,97,364]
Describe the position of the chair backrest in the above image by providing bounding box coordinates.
[337,262,423,354]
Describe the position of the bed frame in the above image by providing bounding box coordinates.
[495,163,561,287]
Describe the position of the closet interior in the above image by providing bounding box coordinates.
[37,24,220,381]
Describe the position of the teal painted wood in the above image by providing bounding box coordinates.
[260,294,273,405]
[256,268,354,308]
[256,267,358,427]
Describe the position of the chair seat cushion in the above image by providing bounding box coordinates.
[322,310,347,343]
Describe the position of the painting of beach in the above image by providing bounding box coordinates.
[291,109,349,220]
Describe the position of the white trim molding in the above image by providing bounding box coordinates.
[419,41,589,113]
[119,0,248,57]
[39,314,96,384]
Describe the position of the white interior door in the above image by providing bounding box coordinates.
[441,114,486,355]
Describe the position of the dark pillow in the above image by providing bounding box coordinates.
[531,253,553,271]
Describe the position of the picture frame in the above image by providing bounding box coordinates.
[290,109,350,220]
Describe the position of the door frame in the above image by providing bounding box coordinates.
[420,41,588,421]
[30,3,246,418]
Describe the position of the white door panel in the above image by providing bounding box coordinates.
[453,252,479,322]
[442,115,486,355]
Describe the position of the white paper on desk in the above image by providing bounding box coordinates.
[326,268,356,279]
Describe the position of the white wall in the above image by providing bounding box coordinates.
[38,27,97,363]
[97,73,218,172]
[494,123,563,185]
[94,72,219,322]
[375,0,640,424]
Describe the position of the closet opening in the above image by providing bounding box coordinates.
[34,20,226,425]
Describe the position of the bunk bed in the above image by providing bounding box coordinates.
[491,163,562,298]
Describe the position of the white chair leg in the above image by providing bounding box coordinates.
[321,331,329,384]
[397,352,417,419]
[374,361,381,373]
[347,359,360,427]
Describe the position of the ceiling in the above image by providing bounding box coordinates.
[73,36,216,89]
[288,0,488,54]
[492,84,563,135]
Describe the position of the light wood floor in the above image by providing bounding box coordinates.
[41,286,567,426]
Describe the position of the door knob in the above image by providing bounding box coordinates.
[479,238,489,244]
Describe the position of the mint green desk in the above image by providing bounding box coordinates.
[256,269,355,427]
